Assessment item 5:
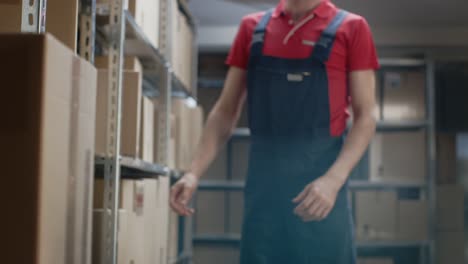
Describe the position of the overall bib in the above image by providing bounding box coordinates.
[240,10,356,264]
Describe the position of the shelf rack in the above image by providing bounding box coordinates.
[194,58,436,264]
[81,0,197,263]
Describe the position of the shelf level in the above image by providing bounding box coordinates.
[95,156,169,179]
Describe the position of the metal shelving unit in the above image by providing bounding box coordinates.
[194,58,437,264]
[79,0,198,263]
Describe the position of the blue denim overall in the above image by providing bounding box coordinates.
[240,10,356,264]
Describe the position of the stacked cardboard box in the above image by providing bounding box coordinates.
[94,56,143,73]
[95,70,143,157]
[140,97,155,163]
[156,177,171,264]
[93,210,134,264]
[93,179,160,264]
[0,0,80,51]
[171,2,195,91]
[436,185,465,264]
[172,99,205,171]
[382,71,426,121]
[96,0,160,47]
[193,245,240,264]
[369,131,426,184]
[0,34,96,264]
[396,200,428,241]
[356,191,398,241]
[357,258,394,264]
[355,191,429,242]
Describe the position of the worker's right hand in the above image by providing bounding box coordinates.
[170,172,199,216]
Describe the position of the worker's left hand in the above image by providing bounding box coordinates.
[292,173,344,222]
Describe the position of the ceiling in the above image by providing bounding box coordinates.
[189,0,468,28]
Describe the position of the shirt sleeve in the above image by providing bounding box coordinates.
[225,16,253,69]
[347,17,380,71]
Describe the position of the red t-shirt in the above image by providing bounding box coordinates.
[226,0,379,136]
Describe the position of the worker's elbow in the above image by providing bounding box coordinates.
[209,108,237,138]
[353,110,377,132]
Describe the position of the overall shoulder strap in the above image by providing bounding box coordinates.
[250,9,274,57]
[311,9,349,63]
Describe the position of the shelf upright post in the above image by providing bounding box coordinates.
[100,0,126,263]
[21,0,47,33]
[425,57,437,264]
[157,0,173,263]
[79,0,96,63]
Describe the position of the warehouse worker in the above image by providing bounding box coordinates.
[170,0,378,262]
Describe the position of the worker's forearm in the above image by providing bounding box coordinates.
[188,110,236,180]
[328,114,376,185]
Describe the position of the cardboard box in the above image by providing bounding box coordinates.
[140,97,155,163]
[0,0,79,51]
[357,258,394,264]
[128,0,160,47]
[46,0,79,51]
[94,56,143,73]
[172,99,193,170]
[397,200,428,241]
[95,70,142,157]
[168,210,180,263]
[437,185,465,231]
[0,1,21,32]
[436,231,465,264]
[0,33,96,264]
[169,114,177,168]
[382,71,426,121]
[355,191,398,241]
[93,180,146,263]
[231,141,250,181]
[143,179,159,264]
[95,0,159,47]
[198,54,229,79]
[370,131,426,184]
[195,192,226,234]
[178,13,194,90]
[193,245,240,264]
[170,0,180,77]
[228,192,244,234]
[93,210,142,264]
[156,177,171,264]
